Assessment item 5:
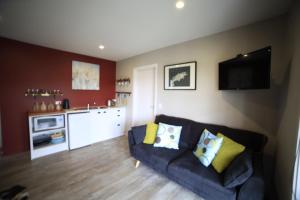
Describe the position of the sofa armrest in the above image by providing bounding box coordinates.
[127,125,146,155]
[131,125,147,144]
[237,153,264,200]
[128,130,135,155]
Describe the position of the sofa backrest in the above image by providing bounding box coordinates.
[155,114,268,152]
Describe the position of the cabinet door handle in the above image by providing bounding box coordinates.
[117,124,120,126]
[117,115,120,117]
[98,112,101,114]
[104,111,107,113]
[117,110,120,112]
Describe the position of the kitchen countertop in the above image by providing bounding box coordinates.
[28,105,125,116]
[28,110,66,116]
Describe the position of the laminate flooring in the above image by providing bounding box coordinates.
[0,136,204,200]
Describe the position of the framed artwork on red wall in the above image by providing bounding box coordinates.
[72,60,100,90]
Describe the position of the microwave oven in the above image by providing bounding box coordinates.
[32,114,65,132]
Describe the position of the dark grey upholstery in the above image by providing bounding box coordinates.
[168,151,236,200]
[224,150,253,188]
[133,143,187,172]
[128,125,146,155]
[238,153,265,200]
[128,114,267,200]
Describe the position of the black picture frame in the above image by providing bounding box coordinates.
[164,61,197,90]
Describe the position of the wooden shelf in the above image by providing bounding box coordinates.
[25,93,63,97]
[116,91,131,95]
[31,128,66,137]
[25,89,63,98]
[33,140,66,150]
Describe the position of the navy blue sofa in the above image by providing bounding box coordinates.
[128,115,268,200]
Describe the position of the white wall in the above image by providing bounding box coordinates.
[117,16,288,155]
[275,1,300,199]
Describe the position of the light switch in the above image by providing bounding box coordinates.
[158,103,163,109]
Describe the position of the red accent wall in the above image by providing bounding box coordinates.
[0,37,116,155]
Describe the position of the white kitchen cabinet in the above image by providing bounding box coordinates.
[89,107,126,144]
[28,107,126,159]
[89,110,102,143]
[28,113,69,160]
[89,109,111,143]
[113,107,126,137]
[101,109,114,140]
[68,112,91,150]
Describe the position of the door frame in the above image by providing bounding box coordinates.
[132,64,158,127]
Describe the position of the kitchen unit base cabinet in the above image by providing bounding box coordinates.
[31,142,68,160]
[28,113,69,160]
[28,107,126,159]
[89,107,126,144]
[90,109,111,144]
[68,112,91,150]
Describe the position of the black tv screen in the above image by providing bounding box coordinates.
[219,46,271,90]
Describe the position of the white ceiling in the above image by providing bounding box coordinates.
[0,0,292,61]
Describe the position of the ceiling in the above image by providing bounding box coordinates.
[0,0,292,61]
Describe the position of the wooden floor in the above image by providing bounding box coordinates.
[0,136,204,200]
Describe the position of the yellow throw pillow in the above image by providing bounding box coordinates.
[143,123,158,144]
[212,133,245,173]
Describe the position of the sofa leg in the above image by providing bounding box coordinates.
[135,160,140,168]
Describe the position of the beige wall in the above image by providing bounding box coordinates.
[117,16,288,155]
[275,1,300,199]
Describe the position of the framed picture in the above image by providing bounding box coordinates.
[164,61,197,90]
[72,61,100,90]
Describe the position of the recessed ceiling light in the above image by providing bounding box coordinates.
[99,45,104,50]
[176,1,185,9]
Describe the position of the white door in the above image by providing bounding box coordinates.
[132,64,157,126]
[68,112,91,150]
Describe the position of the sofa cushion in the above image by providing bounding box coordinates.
[189,122,228,146]
[155,114,268,152]
[191,123,267,153]
[153,122,182,149]
[218,127,267,152]
[133,143,187,172]
[143,123,158,144]
[212,133,245,173]
[155,115,193,149]
[224,150,253,188]
[193,129,223,167]
[168,151,236,200]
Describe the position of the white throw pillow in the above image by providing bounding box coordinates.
[193,129,223,167]
[153,122,182,149]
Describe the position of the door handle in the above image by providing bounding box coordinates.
[117,124,120,126]
[98,112,101,114]
[117,115,120,117]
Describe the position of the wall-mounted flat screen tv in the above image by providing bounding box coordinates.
[219,46,271,90]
